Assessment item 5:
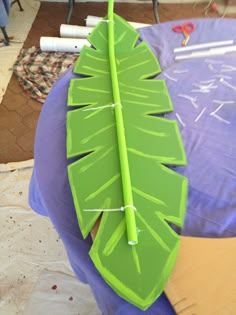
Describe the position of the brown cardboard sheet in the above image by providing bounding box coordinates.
[165,237,236,315]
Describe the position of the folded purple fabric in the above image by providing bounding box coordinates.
[29,18,236,314]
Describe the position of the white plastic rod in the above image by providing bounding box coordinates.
[60,24,93,38]
[85,15,150,29]
[40,37,90,53]
[174,40,234,53]
[175,45,236,61]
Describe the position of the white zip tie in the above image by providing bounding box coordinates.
[213,99,235,105]
[213,74,232,80]
[209,100,234,125]
[192,82,217,90]
[211,103,225,115]
[121,205,137,212]
[208,63,217,72]
[221,64,236,72]
[191,89,210,93]
[83,205,137,212]
[173,69,189,74]
[175,113,186,127]
[214,100,235,104]
[178,94,198,108]
[163,73,178,82]
[204,59,224,64]
[210,113,230,124]
[194,107,206,122]
[219,78,236,91]
[199,79,216,84]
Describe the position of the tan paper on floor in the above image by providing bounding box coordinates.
[165,237,236,315]
[23,270,101,315]
[0,160,100,315]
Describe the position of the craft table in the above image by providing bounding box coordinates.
[66,0,160,24]
[29,18,236,314]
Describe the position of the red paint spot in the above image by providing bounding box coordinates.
[69,296,73,301]
[51,285,57,290]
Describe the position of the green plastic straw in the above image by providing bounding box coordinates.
[107,0,138,245]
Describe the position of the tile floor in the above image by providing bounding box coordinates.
[1,1,235,164]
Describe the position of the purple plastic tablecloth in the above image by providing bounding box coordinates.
[29,18,236,314]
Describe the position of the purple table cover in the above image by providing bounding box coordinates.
[29,18,236,314]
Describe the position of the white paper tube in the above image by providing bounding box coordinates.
[40,37,90,53]
[85,15,150,29]
[60,24,93,38]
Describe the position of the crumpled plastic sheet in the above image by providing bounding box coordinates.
[0,160,101,315]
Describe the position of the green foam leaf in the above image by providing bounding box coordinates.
[67,0,187,310]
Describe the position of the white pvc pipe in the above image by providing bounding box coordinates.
[174,40,234,53]
[85,15,150,29]
[60,24,93,38]
[40,37,90,53]
[175,45,236,61]
[85,15,102,27]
